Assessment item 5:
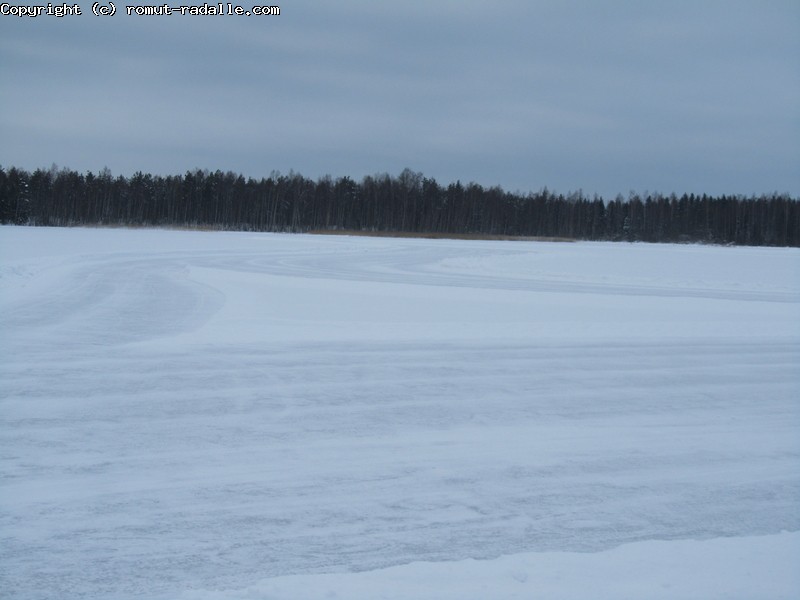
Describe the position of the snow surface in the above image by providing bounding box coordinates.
[1,226,799,599]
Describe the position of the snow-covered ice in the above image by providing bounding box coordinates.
[1,226,799,599]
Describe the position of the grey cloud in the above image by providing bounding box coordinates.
[1,0,797,197]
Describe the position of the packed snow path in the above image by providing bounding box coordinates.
[1,227,799,599]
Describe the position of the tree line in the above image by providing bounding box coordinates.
[1,165,797,246]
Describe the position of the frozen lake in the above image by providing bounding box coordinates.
[1,227,799,599]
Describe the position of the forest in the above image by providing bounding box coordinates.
[0,165,797,246]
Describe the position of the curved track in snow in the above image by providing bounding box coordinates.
[1,228,798,599]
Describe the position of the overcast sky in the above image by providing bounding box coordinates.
[1,1,798,198]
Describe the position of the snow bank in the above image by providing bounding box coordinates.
[181,532,800,600]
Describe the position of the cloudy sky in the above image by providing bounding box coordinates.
[1,1,798,198]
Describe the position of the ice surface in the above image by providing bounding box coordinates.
[1,227,799,599]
